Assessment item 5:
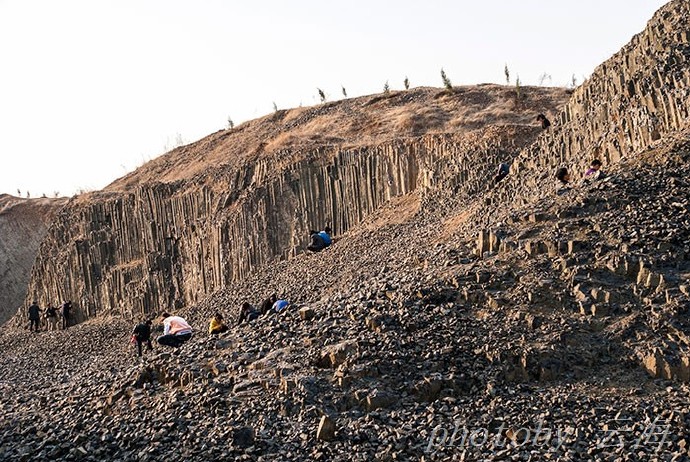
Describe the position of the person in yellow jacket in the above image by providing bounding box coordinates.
[209,313,229,335]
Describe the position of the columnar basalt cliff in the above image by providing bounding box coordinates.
[7,3,690,461]
[21,123,541,320]
[481,0,690,216]
[0,195,67,324]
[15,1,690,329]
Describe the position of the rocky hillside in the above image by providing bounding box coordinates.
[2,1,690,461]
[16,85,568,322]
[0,195,67,325]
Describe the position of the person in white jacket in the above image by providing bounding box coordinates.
[157,312,193,348]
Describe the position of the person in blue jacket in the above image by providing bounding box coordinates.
[307,226,332,252]
[272,299,289,313]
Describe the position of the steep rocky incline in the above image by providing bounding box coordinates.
[17,86,567,322]
[476,0,690,223]
[1,141,690,460]
[0,195,67,325]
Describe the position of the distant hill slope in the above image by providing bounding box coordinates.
[0,195,67,324]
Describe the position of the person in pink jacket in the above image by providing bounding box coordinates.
[157,312,193,348]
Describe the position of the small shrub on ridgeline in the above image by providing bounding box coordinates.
[342,86,347,97]
[538,72,552,86]
[404,76,410,90]
[441,68,454,93]
[383,81,390,95]
[227,117,234,129]
[504,64,510,85]
[318,88,327,103]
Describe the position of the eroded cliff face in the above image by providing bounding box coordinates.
[17,1,689,324]
[487,0,690,213]
[22,125,534,320]
[0,195,67,325]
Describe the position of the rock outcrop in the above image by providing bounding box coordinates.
[4,2,690,461]
[0,195,67,325]
[18,89,564,321]
[476,0,690,222]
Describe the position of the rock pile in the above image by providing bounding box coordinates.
[1,135,689,459]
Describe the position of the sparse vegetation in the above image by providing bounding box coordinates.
[342,86,347,98]
[383,81,390,95]
[515,76,522,106]
[227,117,234,129]
[16,189,20,197]
[538,72,552,86]
[404,77,410,90]
[318,88,326,103]
[571,74,578,88]
[504,64,510,85]
[273,101,278,112]
[441,68,453,93]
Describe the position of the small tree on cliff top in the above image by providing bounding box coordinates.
[441,68,454,93]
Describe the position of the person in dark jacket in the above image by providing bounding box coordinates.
[45,305,59,331]
[132,319,154,357]
[537,113,551,129]
[28,301,41,332]
[494,163,510,184]
[237,302,259,325]
[307,226,333,252]
[61,301,72,330]
[260,294,277,316]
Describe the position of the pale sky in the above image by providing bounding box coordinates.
[0,0,668,197]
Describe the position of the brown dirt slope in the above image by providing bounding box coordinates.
[104,84,569,194]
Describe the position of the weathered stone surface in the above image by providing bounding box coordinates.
[2,4,690,462]
[0,195,67,324]
[316,415,336,441]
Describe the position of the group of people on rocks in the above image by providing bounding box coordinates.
[25,224,332,360]
[129,294,293,357]
[556,158,604,187]
[27,300,72,332]
[130,312,194,357]
[494,113,606,189]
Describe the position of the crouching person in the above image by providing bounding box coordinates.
[157,312,193,348]
[307,226,332,252]
[209,313,229,335]
[132,319,154,357]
